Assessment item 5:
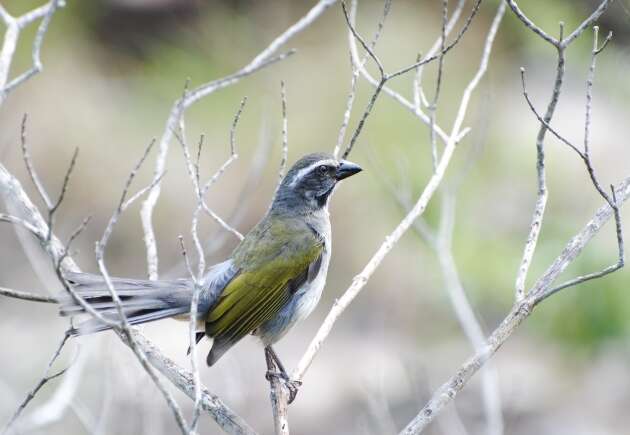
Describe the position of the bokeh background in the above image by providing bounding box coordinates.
[1,0,630,434]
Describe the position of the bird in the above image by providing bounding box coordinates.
[59,152,362,401]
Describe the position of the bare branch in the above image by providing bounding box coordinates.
[265,349,290,435]
[0,286,58,303]
[141,0,338,280]
[519,68,583,157]
[341,1,387,78]
[341,78,385,159]
[427,0,449,172]
[278,81,289,185]
[0,0,62,104]
[413,0,467,110]
[295,2,506,381]
[199,125,273,261]
[517,24,622,304]
[339,0,392,159]
[435,194,503,435]
[0,166,79,272]
[174,98,246,255]
[529,26,623,300]
[387,0,483,79]
[176,96,248,433]
[562,0,611,47]
[334,54,360,160]
[130,330,258,435]
[343,0,482,158]
[334,0,391,158]
[504,0,559,46]
[401,178,630,434]
[92,141,190,434]
[47,147,79,235]
[20,114,52,208]
[0,156,256,434]
[402,6,621,432]
[584,27,613,157]
[178,236,202,434]
[1,333,72,434]
[513,41,566,303]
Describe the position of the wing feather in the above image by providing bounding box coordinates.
[205,217,323,365]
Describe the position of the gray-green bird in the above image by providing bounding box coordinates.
[60,152,361,398]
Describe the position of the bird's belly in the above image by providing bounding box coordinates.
[256,249,330,346]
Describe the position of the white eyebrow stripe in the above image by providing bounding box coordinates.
[288,159,337,187]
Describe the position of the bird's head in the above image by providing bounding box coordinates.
[272,152,362,213]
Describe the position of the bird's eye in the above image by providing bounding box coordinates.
[318,165,328,175]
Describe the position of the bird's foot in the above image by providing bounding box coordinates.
[265,370,302,404]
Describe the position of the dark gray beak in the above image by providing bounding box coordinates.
[335,160,362,180]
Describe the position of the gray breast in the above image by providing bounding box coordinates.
[256,212,332,346]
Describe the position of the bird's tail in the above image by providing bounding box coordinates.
[60,272,194,336]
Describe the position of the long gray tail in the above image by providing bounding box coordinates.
[61,272,194,336]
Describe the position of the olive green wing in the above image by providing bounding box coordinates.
[205,218,323,365]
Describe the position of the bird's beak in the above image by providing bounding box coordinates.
[335,160,362,180]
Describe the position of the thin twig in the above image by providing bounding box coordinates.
[414,0,466,109]
[178,236,202,434]
[47,148,79,240]
[340,1,386,78]
[513,30,566,302]
[387,0,483,79]
[341,0,480,159]
[517,25,623,303]
[20,114,52,208]
[0,286,58,303]
[278,81,289,185]
[427,0,449,172]
[334,0,391,158]
[1,333,71,434]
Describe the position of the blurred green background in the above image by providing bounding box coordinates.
[1,1,629,434]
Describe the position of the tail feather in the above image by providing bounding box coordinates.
[61,272,194,336]
[67,307,191,336]
[60,298,168,316]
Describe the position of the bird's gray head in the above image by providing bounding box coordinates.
[271,152,362,214]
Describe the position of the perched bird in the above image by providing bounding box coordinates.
[60,152,361,400]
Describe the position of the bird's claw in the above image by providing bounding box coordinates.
[265,370,302,404]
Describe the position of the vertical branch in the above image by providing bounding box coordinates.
[176,95,247,433]
[427,0,449,172]
[333,0,391,159]
[278,81,289,186]
[178,236,202,435]
[514,26,566,302]
[434,193,503,435]
[334,54,360,159]
[265,349,290,435]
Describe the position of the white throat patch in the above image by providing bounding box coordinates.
[287,159,337,188]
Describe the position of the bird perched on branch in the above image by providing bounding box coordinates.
[60,152,362,401]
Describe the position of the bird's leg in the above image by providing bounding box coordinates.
[264,346,302,404]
